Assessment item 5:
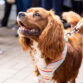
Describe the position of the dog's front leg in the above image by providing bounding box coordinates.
[34,65,40,76]
[34,65,45,83]
[31,53,44,83]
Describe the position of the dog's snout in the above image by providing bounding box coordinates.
[18,12,25,17]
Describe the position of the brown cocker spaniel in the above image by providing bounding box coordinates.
[17,8,82,83]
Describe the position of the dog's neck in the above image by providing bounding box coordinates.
[31,39,66,67]
[31,41,47,68]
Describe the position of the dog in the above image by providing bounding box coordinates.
[17,8,82,83]
[62,11,81,28]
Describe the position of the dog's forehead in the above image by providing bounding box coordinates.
[27,8,48,14]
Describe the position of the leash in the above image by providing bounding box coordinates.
[64,18,83,38]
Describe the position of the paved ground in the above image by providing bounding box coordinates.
[0,28,83,83]
[0,28,34,83]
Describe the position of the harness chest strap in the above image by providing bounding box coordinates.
[38,38,68,81]
[37,19,82,81]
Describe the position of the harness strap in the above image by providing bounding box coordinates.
[38,38,68,81]
[49,43,67,79]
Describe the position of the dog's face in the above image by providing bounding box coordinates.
[17,8,49,40]
[17,7,65,58]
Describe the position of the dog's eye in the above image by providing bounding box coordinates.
[34,13,40,17]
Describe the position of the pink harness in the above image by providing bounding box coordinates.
[38,45,67,82]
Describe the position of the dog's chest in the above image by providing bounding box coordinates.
[31,41,46,68]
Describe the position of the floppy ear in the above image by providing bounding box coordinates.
[39,11,65,59]
[19,37,31,52]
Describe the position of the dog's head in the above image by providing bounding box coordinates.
[17,8,65,59]
[17,8,49,39]
[17,8,49,51]
[62,11,81,27]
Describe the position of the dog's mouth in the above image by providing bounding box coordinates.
[18,21,40,36]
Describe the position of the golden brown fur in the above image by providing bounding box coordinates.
[17,8,82,83]
[79,25,83,34]
[62,11,81,27]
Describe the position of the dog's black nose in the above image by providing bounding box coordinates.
[18,12,25,17]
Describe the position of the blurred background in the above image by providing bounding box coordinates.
[0,0,83,83]
[0,0,83,29]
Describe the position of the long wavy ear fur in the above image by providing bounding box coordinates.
[39,11,65,59]
[19,37,31,52]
